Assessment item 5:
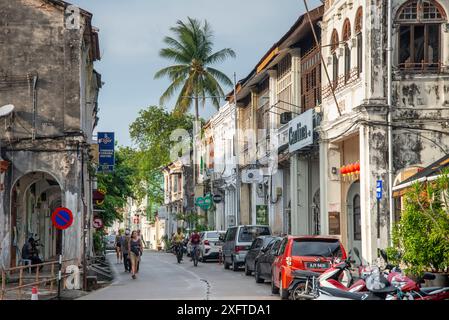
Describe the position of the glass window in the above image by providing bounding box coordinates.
[396,1,445,71]
[238,226,271,242]
[344,44,351,83]
[278,238,288,255]
[271,239,282,255]
[225,227,237,241]
[353,195,361,241]
[291,239,342,257]
[206,231,220,239]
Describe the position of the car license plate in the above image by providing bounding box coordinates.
[306,262,330,269]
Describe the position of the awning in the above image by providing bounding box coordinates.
[392,154,449,197]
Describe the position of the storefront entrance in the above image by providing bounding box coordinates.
[10,171,62,267]
[346,181,361,256]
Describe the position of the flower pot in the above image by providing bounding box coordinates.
[422,273,449,288]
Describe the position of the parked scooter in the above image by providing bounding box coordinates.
[290,248,367,300]
[379,249,449,300]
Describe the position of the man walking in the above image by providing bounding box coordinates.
[121,229,131,272]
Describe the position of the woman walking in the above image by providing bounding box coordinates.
[128,230,141,279]
[115,230,123,264]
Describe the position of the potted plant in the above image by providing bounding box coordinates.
[390,169,449,287]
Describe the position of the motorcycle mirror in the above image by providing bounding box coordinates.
[422,272,436,281]
[380,249,388,263]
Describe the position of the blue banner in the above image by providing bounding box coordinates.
[98,132,115,173]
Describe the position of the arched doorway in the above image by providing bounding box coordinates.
[10,171,63,267]
[346,181,361,255]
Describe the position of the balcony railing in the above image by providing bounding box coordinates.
[322,67,360,100]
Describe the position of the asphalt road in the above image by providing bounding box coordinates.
[79,250,280,300]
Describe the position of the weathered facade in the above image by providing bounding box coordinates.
[230,6,324,236]
[0,0,101,268]
[319,0,449,263]
[162,159,194,235]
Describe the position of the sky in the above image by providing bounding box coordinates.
[70,0,322,147]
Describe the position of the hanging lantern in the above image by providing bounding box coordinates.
[340,166,347,181]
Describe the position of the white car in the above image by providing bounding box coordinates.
[199,231,226,262]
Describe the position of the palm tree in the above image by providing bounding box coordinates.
[155,18,236,228]
[155,17,236,123]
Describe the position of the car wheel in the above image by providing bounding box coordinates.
[271,273,279,294]
[279,277,289,300]
[255,263,264,283]
[232,256,239,272]
[223,255,230,269]
[244,261,251,276]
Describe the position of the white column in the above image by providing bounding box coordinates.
[319,141,329,235]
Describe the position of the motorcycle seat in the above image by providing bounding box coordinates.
[292,270,321,278]
[320,287,369,300]
[370,285,397,294]
[420,287,449,295]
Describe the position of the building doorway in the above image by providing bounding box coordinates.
[346,181,361,256]
[311,189,320,235]
[10,171,62,267]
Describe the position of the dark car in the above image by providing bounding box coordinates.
[244,236,277,276]
[254,237,283,283]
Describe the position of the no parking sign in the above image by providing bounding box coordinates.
[51,207,74,230]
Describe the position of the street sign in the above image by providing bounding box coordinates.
[376,180,383,200]
[213,194,223,204]
[93,217,104,229]
[98,132,115,173]
[51,207,74,230]
[195,195,213,210]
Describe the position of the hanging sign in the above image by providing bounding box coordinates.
[288,109,314,153]
[98,132,115,173]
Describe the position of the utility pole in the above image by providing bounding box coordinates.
[234,72,241,226]
[387,0,394,246]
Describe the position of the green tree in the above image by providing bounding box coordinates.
[391,169,449,275]
[154,17,235,121]
[129,106,195,220]
[96,147,136,227]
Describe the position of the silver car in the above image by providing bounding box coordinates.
[222,225,271,271]
[105,235,116,250]
[199,231,226,262]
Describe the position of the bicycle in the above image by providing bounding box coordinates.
[192,245,200,267]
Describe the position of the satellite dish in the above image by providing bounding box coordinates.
[0,104,14,117]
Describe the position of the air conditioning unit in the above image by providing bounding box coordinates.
[241,169,263,183]
[280,112,292,124]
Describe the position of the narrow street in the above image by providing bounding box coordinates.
[79,251,279,300]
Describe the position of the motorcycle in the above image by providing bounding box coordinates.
[379,249,449,300]
[290,248,367,300]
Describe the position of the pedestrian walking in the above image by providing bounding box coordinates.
[136,229,144,273]
[115,230,123,264]
[121,229,131,272]
[128,230,141,279]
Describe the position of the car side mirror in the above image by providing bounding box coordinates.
[219,235,225,241]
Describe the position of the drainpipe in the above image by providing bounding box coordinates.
[32,75,38,141]
[387,0,394,247]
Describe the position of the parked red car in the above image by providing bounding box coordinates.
[271,235,347,299]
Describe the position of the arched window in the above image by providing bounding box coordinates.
[355,7,363,76]
[331,29,339,88]
[342,19,351,83]
[396,0,447,71]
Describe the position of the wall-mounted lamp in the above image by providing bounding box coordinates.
[331,167,338,175]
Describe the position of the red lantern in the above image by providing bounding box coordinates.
[355,162,360,172]
[340,166,346,175]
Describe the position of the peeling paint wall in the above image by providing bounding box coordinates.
[0,0,100,267]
